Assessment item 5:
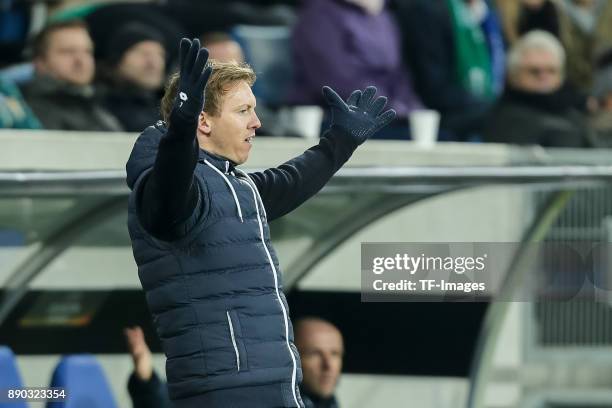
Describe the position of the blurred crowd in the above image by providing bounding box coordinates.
[2,0,612,147]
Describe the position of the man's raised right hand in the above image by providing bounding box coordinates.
[171,38,213,123]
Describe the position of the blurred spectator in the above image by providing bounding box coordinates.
[124,326,172,408]
[290,0,422,140]
[85,3,185,69]
[396,0,505,140]
[201,32,245,64]
[496,0,612,91]
[483,30,592,147]
[295,317,344,408]
[0,76,41,129]
[589,47,612,147]
[20,20,123,131]
[98,23,166,132]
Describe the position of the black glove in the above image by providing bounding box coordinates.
[170,38,212,124]
[323,85,396,144]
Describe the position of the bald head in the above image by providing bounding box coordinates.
[295,318,343,399]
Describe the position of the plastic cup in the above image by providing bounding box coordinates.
[409,109,440,148]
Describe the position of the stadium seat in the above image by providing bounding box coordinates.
[0,2,27,44]
[0,229,25,246]
[47,355,118,408]
[0,346,28,408]
[231,25,293,108]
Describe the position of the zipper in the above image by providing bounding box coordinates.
[226,311,240,372]
[240,177,299,407]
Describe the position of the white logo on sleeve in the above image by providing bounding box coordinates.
[179,92,188,107]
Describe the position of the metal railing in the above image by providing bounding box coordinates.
[2,165,612,194]
[2,165,612,408]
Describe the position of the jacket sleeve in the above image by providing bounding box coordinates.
[127,371,173,408]
[138,119,204,241]
[247,126,359,222]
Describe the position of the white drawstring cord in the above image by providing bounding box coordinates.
[235,168,267,220]
[204,160,244,223]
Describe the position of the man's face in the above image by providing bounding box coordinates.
[296,321,344,399]
[206,40,244,64]
[117,41,166,91]
[200,80,261,164]
[512,49,563,93]
[35,27,95,86]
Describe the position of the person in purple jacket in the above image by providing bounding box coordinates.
[290,0,423,140]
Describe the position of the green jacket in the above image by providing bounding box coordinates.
[0,77,42,129]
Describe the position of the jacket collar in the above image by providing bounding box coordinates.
[28,75,95,99]
[300,387,339,408]
[198,149,236,174]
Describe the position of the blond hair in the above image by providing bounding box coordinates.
[160,59,256,123]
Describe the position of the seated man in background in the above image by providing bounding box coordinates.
[483,30,592,147]
[124,326,172,408]
[20,20,123,132]
[98,23,167,132]
[295,317,344,408]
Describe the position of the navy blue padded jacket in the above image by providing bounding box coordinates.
[126,122,357,407]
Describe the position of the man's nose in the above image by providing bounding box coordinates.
[75,53,89,67]
[144,54,158,67]
[321,354,332,370]
[251,111,262,129]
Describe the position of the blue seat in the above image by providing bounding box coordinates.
[47,355,118,408]
[0,1,27,44]
[231,25,293,108]
[0,230,25,246]
[0,346,28,408]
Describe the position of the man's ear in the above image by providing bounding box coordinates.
[198,111,212,136]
